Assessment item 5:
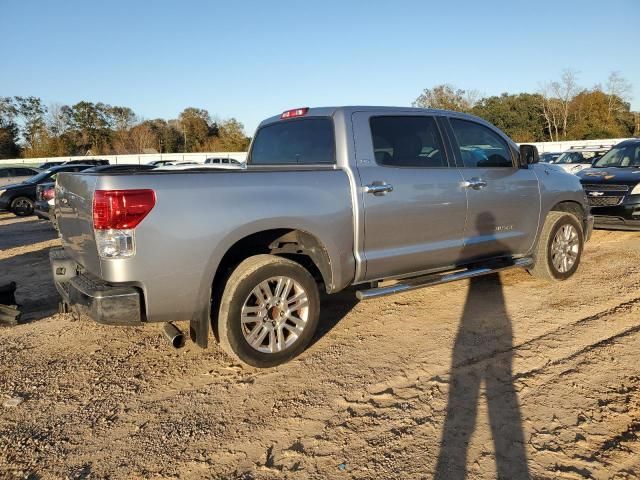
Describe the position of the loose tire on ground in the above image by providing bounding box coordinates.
[10,196,34,217]
[218,254,320,368]
[528,211,584,281]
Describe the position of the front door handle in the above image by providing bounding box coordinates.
[364,182,393,196]
[462,177,487,190]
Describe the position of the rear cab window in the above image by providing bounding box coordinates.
[249,117,335,165]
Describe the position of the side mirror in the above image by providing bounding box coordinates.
[519,144,539,167]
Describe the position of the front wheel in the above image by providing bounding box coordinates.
[528,211,584,281]
[10,196,34,216]
[218,254,320,368]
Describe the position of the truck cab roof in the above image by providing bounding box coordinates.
[258,106,499,130]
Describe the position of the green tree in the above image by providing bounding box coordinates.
[15,96,47,153]
[69,101,112,154]
[413,84,479,112]
[472,93,546,142]
[0,97,20,158]
[178,107,214,152]
[109,106,136,131]
[155,119,183,153]
[207,118,250,151]
[567,88,635,139]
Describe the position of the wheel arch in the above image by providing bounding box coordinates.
[213,228,334,291]
[550,200,585,219]
[206,227,336,341]
[549,200,591,235]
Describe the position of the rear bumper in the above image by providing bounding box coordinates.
[50,248,144,325]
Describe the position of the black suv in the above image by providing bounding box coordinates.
[577,139,640,230]
[0,164,94,216]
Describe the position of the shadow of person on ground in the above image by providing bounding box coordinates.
[435,212,530,479]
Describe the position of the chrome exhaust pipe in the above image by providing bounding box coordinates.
[162,322,185,348]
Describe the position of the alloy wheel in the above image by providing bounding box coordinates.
[240,276,310,353]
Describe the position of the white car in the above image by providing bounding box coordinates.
[204,157,245,168]
[551,146,612,175]
[0,166,41,187]
[147,160,178,167]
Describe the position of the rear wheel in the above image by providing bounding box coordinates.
[10,196,34,216]
[528,211,584,281]
[218,254,320,368]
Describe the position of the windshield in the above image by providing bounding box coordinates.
[554,151,604,165]
[592,144,640,168]
[25,169,54,183]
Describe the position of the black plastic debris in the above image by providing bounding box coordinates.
[0,282,17,305]
[0,282,21,326]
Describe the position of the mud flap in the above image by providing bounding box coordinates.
[190,308,209,348]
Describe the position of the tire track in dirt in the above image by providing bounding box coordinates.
[225,295,640,478]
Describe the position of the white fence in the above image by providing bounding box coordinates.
[525,138,632,153]
[0,151,248,166]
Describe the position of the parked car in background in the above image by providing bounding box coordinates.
[204,157,244,167]
[149,161,201,168]
[35,164,156,227]
[82,164,157,173]
[34,182,56,222]
[0,166,41,187]
[539,152,562,163]
[552,145,612,174]
[38,161,65,169]
[155,162,244,171]
[148,160,177,167]
[51,106,592,367]
[0,164,93,216]
[577,139,640,230]
[63,159,110,166]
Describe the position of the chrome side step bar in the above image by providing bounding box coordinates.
[355,257,534,300]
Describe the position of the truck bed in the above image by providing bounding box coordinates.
[55,167,356,323]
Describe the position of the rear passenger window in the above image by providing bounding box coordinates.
[250,118,335,165]
[370,116,446,167]
[450,119,513,168]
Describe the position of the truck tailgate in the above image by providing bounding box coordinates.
[55,172,101,275]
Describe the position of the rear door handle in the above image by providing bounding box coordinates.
[462,178,487,190]
[364,183,393,196]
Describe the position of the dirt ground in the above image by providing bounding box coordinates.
[1,211,640,480]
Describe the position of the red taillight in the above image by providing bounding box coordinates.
[281,107,309,119]
[93,189,156,230]
[43,188,55,201]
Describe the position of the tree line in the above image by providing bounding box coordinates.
[0,98,251,159]
[413,70,639,143]
[1,70,637,159]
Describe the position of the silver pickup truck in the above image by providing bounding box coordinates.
[51,106,593,367]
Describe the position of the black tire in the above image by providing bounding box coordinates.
[528,211,584,281]
[218,254,320,368]
[10,196,34,217]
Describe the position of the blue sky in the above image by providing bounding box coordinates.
[2,0,638,134]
